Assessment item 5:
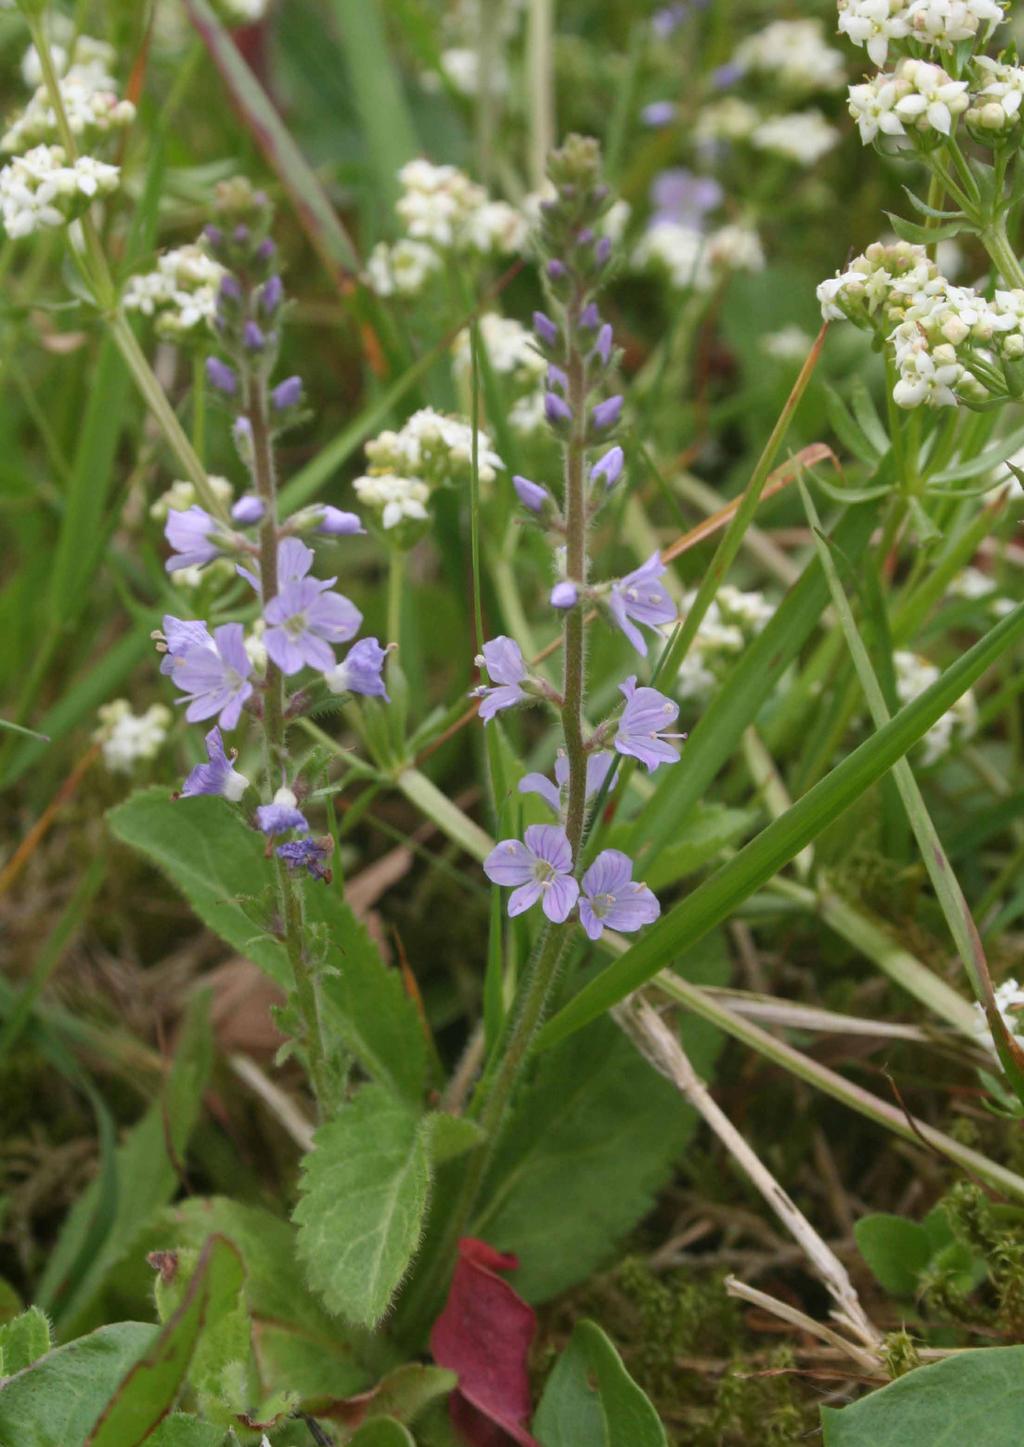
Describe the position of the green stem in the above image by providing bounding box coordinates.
[982,217,1024,290]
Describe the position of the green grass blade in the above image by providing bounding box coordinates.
[539,598,1024,1050]
[329,0,418,209]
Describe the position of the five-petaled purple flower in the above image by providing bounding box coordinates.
[263,577,362,675]
[277,836,333,882]
[614,675,684,772]
[519,751,613,815]
[579,849,660,940]
[324,637,390,700]
[180,726,249,801]
[172,621,254,730]
[165,506,222,573]
[608,552,676,655]
[474,636,529,721]
[158,616,214,677]
[483,825,580,922]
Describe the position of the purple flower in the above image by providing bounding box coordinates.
[324,637,389,700]
[257,788,309,835]
[579,850,660,940]
[547,259,568,281]
[615,676,684,772]
[519,751,613,815]
[172,622,253,730]
[594,324,613,365]
[513,474,551,514]
[317,507,365,536]
[474,636,528,721]
[551,581,578,609]
[642,101,678,129]
[263,577,362,675]
[206,357,238,395]
[483,824,580,923]
[594,237,613,267]
[164,506,222,573]
[260,275,284,314]
[243,320,266,352]
[608,553,676,655]
[591,445,624,488]
[272,376,304,411]
[651,168,723,229]
[547,363,569,393]
[278,536,315,583]
[180,726,249,801]
[277,836,332,882]
[545,392,573,428]
[533,311,559,347]
[712,61,743,89]
[652,3,689,37]
[232,494,265,526]
[580,303,600,330]
[592,395,623,432]
[158,616,214,677]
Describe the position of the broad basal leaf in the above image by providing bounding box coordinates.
[107,789,427,1103]
[854,1214,933,1299]
[86,1236,244,1446]
[0,1323,156,1447]
[534,1319,666,1447]
[294,1086,431,1327]
[821,1346,1024,1445]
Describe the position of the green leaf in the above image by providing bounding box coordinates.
[0,1323,156,1447]
[641,805,756,891]
[821,1346,1024,1445]
[473,1016,696,1302]
[534,1319,666,1447]
[147,1417,225,1447]
[107,790,426,1103]
[85,1236,245,1446]
[854,1214,932,1298]
[423,1113,486,1164]
[0,1306,51,1375]
[38,993,213,1333]
[541,598,1024,1051]
[886,211,971,245]
[294,1086,431,1327]
[349,1421,416,1447]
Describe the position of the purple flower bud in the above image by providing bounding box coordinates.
[233,224,250,246]
[243,320,266,351]
[642,101,678,128]
[231,493,265,525]
[271,375,303,411]
[592,395,623,431]
[233,416,254,461]
[547,363,569,393]
[545,392,573,428]
[317,506,365,536]
[203,224,224,250]
[595,323,613,365]
[551,581,578,609]
[256,238,276,263]
[580,302,601,330]
[513,474,551,513]
[577,228,595,246]
[591,445,624,488]
[595,236,613,267]
[533,310,559,347]
[712,61,743,89]
[260,275,284,314]
[547,259,568,281]
[206,357,238,395]
[218,274,243,306]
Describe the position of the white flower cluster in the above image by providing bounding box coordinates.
[365,160,528,297]
[974,977,1024,1054]
[452,314,546,387]
[894,649,977,762]
[675,586,777,702]
[123,245,226,336]
[355,407,504,532]
[848,57,969,142]
[214,0,270,22]
[733,20,846,93]
[751,110,840,165]
[3,66,135,155]
[150,474,234,523]
[968,55,1024,132]
[819,240,1024,408]
[633,220,764,292]
[0,144,118,238]
[838,0,1003,67]
[21,25,115,89]
[94,700,171,774]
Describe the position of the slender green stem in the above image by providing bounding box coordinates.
[561,290,590,859]
[249,377,333,1116]
[982,217,1024,290]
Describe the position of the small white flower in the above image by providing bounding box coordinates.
[751,110,839,165]
[847,73,908,144]
[893,57,969,136]
[94,701,172,774]
[451,314,546,387]
[761,325,814,361]
[974,978,1024,1055]
[838,0,911,67]
[733,19,845,93]
[633,222,711,291]
[353,474,431,530]
[0,144,119,239]
[364,238,440,297]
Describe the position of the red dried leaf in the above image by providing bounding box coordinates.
[430,1237,538,1447]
